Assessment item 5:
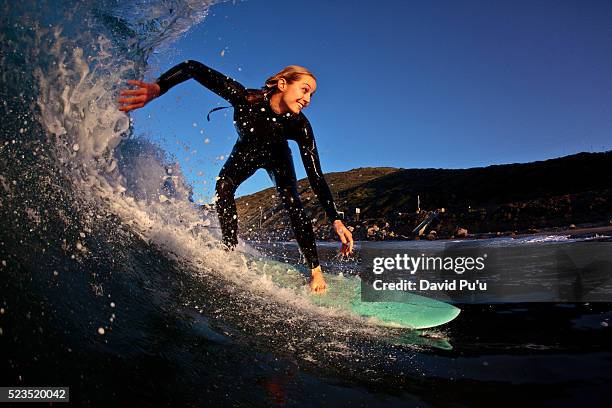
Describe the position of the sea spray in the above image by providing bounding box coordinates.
[1,5,428,402]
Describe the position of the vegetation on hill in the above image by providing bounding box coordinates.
[234,152,612,240]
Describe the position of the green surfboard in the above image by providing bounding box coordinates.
[249,257,460,329]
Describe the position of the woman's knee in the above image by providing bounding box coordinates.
[215,176,237,199]
[277,187,300,206]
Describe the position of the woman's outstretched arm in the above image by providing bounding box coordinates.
[155,60,247,106]
[118,60,247,112]
[295,116,354,255]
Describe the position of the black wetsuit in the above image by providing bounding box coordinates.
[156,60,340,269]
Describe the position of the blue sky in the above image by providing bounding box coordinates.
[132,0,612,203]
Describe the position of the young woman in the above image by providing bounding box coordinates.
[118,60,353,293]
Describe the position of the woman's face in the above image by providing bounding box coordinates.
[277,75,317,114]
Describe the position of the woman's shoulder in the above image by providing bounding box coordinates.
[236,88,267,106]
[285,112,313,140]
[293,112,312,129]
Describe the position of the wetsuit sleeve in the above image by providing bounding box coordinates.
[155,60,247,106]
[295,116,341,222]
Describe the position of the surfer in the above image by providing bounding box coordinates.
[118,60,353,293]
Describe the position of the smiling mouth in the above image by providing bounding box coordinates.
[297,102,304,110]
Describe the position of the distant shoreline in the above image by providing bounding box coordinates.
[282,224,612,244]
[250,224,612,247]
[503,224,612,240]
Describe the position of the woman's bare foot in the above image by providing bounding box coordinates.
[309,266,327,294]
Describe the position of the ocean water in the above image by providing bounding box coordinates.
[1,1,612,406]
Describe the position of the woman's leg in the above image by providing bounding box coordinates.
[215,145,259,249]
[267,149,320,269]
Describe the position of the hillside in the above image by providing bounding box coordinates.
[234,152,612,240]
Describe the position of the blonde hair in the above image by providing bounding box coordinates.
[264,65,316,92]
[246,65,316,104]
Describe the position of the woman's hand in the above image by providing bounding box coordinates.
[118,80,161,112]
[309,266,327,294]
[333,219,354,256]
